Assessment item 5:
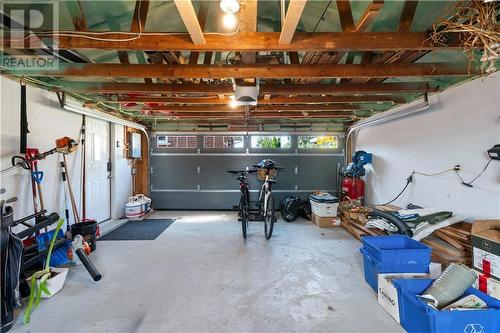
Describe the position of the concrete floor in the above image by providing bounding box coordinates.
[11,211,404,333]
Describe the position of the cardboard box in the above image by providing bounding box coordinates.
[472,220,500,280]
[472,269,500,300]
[311,214,340,228]
[377,263,442,323]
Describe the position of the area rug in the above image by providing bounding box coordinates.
[98,219,175,241]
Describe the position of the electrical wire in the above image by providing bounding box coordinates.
[312,0,333,33]
[377,174,413,206]
[455,158,494,187]
[7,3,240,43]
[412,167,457,177]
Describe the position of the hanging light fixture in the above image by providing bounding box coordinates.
[220,0,240,14]
[220,0,240,29]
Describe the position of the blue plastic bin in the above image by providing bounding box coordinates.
[360,248,429,292]
[394,279,500,333]
[362,235,431,265]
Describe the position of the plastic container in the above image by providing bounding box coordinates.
[36,267,69,298]
[309,193,339,217]
[36,229,71,266]
[394,278,500,333]
[71,221,98,252]
[361,248,430,292]
[362,235,431,265]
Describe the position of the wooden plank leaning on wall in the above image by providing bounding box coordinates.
[124,127,150,196]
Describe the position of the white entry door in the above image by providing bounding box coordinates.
[86,117,111,222]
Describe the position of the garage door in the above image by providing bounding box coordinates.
[150,134,344,210]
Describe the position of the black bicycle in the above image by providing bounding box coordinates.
[227,168,257,239]
[253,159,284,240]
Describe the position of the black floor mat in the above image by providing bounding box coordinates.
[98,219,175,241]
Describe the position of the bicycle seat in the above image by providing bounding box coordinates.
[267,179,277,185]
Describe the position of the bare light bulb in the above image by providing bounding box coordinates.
[223,13,237,29]
[229,95,237,108]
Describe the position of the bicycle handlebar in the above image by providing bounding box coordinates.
[227,169,258,174]
[252,165,284,170]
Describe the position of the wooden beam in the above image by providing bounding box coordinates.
[173,0,206,45]
[289,52,300,64]
[15,63,477,78]
[90,94,405,105]
[279,0,308,44]
[239,0,258,64]
[259,83,437,95]
[336,0,356,32]
[203,52,213,65]
[56,82,437,95]
[130,0,149,32]
[119,0,151,83]
[140,104,367,112]
[188,0,210,64]
[356,1,384,31]
[398,0,419,32]
[65,0,87,31]
[151,111,355,119]
[39,32,466,51]
[251,112,355,119]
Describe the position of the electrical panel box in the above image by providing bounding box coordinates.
[129,132,142,159]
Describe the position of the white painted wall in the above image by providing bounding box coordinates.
[354,73,500,219]
[0,76,135,231]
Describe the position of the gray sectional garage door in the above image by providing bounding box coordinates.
[150,134,344,210]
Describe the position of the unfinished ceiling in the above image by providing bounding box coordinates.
[0,0,494,132]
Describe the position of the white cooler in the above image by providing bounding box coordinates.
[309,193,339,217]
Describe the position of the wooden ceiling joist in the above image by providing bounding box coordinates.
[18,63,476,78]
[173,0,206,45]
[188,0,210,65]
[58,82,437,95]
[89,95,405,105]
[151,111,356,119]
[336,0,356,32]
[398,0,419,32]
[279,0,308,44]
[39,32,466,52]
[259,82,437,95]
[118,0,151,82]
[139,104,367,112]
[356,1,385,31]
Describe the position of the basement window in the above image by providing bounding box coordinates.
[203,136,244,148]
[250,136,291,149]
[298,135,338,149]
[157,135,197,149]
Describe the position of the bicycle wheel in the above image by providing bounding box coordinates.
[264,194,275,240]
[239,195,248,239]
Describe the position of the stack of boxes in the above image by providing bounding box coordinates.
[471,220,500,300]
[309,193,339,228]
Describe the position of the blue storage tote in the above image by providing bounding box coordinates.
[360,248,429,292]
[394,278,500,333]
[362,235,431,265]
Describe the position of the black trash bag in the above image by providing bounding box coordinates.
[299,199,312,221]
[280,195,302,222]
